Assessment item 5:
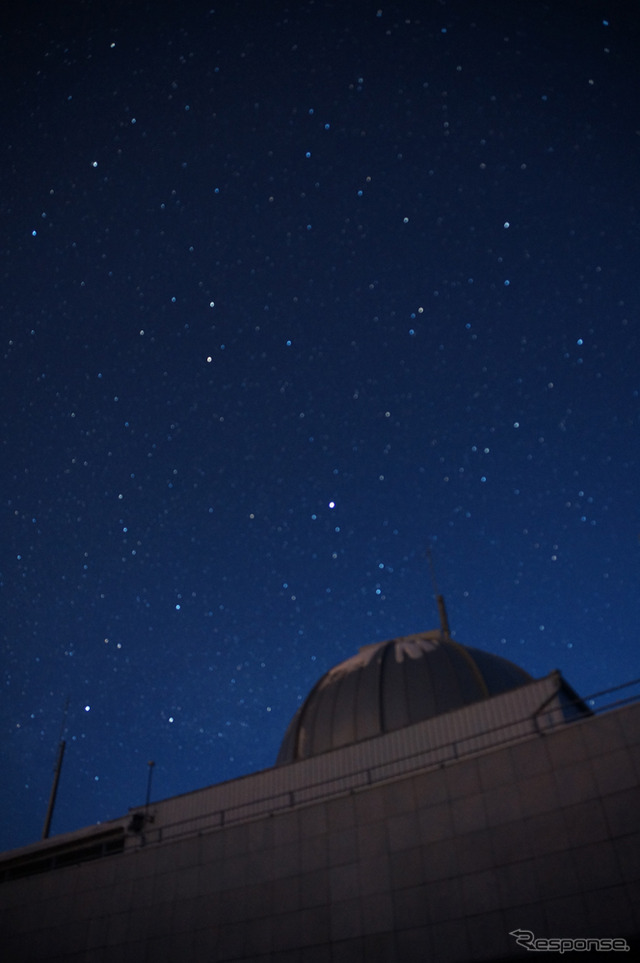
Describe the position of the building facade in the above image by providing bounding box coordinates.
[1,631,639,961]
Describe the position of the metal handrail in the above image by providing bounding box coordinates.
[135,677,640,849]
[3,677,637,878]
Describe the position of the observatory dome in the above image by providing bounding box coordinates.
[276,630,533,765]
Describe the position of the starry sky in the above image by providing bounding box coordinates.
[2,0,639,853]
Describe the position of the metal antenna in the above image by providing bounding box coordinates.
[42,697,70,840]
[426,547,451,639]
[145,761,155,815]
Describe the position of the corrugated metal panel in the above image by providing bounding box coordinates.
[332,662,360,750]
[355,644,382,741]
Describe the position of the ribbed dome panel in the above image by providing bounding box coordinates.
[276,631,533,765]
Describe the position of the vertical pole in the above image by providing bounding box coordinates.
[42,739,66,840]
[42,697,70,840]
[427,547,451,638]
[436,594,451,639]
[145,760,155,814]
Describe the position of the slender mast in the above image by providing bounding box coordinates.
[426,547,451,639]
[42,697,70,839]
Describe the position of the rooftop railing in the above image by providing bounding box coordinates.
[130,675,640,849]
[2,676,638,880]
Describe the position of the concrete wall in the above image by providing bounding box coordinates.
[1,702,639,962]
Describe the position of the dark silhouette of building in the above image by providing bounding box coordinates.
[1,627,638,961]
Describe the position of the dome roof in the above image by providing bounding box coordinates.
[276,630,533,765]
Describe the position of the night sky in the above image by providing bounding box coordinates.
[2,1,639,854]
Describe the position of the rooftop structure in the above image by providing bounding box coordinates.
[1,619,637,962]
[277,630,538,764]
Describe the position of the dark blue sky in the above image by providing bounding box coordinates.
[2,0,639,852]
